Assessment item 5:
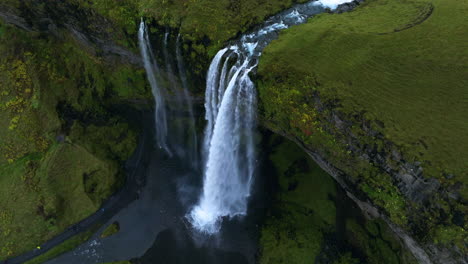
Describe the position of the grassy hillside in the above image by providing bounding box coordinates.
[258,0,467,257]
[0,21,145,258]
[260,0,467,181]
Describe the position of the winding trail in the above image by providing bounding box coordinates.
[377,3,434,34]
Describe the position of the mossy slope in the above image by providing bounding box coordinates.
[0,17,147,259]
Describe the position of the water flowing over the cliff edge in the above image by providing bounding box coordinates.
[138,21,198,166]
[139,20,170,155]
[188,0,353,234]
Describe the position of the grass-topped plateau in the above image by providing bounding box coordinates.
[258,0,467,256]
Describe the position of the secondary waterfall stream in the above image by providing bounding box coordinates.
[138,21,170,155]
[189,0,353,233]
[138,21,198,167]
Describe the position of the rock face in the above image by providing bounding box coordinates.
[260,89,466,264]
[0,1,142,66]
[324,110,442,206]
[332,0,365,13]
[293,137,435,264]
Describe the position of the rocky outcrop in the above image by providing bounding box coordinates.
[332,0,365,13]
[262,87,466,263]
[0,1,142,66]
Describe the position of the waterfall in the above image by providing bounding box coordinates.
[176,33,199,168]
[162,29,187,159]
[189,52,257,233]
[139,21,199,165]
[138,20,171,155]
[188,0,351,234]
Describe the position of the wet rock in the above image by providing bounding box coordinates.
[332,113,346,130]
[334,0,364,14]
[391,149,402,161]
[452,210,465,227]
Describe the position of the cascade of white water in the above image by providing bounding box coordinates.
[138,20,171,155]
[139,21,200,164]
[162,29,186,158]
[189,57,256,233]
[188,0,352,234]
[202,48,229,164]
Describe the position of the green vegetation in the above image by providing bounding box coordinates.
[1,0,465,261]
[260,0,467,183]
[24,228,96,264]
[139,0,309,56]
[0,20,145,258]
[0,0,325,259]
[101,222,120,238]
[260,135,336,263]
[259,134,416,264]
[345,218,417,264]
[258,0,467,255]
[80,0,140,35]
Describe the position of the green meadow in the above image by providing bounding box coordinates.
[260,0,468,182]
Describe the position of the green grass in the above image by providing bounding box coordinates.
[259,0,468,183]
[0,144,117,259]
[0,23,141,259]
[260,135,337,264]
[24,228,96,264]
[139,0,309,56]
[258,0,468,253]
[100,222,120,239]
[269,135,337,224]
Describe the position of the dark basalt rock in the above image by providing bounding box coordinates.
[333,0,365,14]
